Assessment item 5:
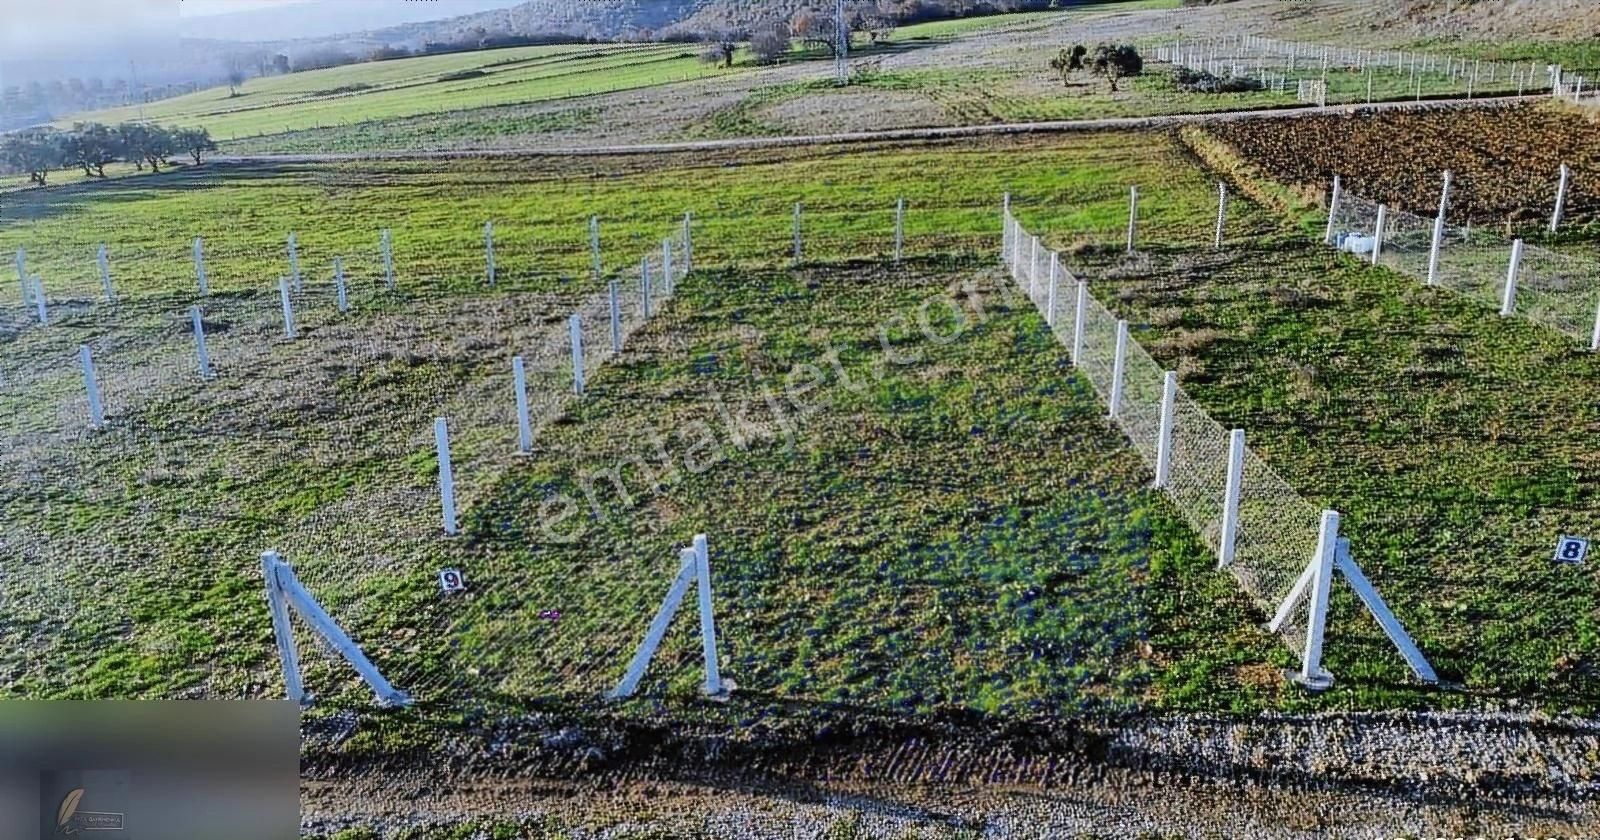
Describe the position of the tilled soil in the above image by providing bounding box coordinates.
[301,710,1600,837]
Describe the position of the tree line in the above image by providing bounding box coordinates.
[1,123,217,187]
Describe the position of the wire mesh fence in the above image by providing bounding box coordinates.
[1005,209,1331,659]
[1326,183,1600,348]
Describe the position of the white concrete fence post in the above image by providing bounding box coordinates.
[694,534,724,696]
[97,244,115,303]
[484,221,496,286]
[1370,204,1388,266]
[662,239,673,296]
[80,345,104,429]
[191,305,212,380]
[278,278,297,339]
[1214,183,1228,250]
[381,229,394,290]
[1029,235,1040,299]
[1324,175,1343,245]
[193,236,209,295]
[570,314,585,396]
[1046,253,1059,326]
[334,257,348,313]
[31,277,46,325]
[1108,320,1129,418]
[1154,371,1177,488]
[589,216,602,280]
[894,197,905,264]
[683,211,693,274]
[1217,428,1245,568]
[1071,279,1087,366]
[1296,509,1340,690]
[1551,163,1571,233]
[1500,238,1524,317]
[1126,186,1140,254]
[435,417,457,536]
[512,356,532,455]
[288,232,301,293]
[608,280,622,352]
[1427,171,1452,286]
[1590,292,1600,352]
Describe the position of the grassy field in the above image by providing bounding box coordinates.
[2,122,1597,761]
[66,43,731,142]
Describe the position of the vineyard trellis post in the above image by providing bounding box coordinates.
[193,236,209,296]
[97,244,114,303]
[640,258,652,319]
[1217,428,1245,568]
[1046,253,1059,326]
[1029,235,1040,299]
[1296,510,1339,690]
[1551,164,1570,233]
[1427,171,1452,286]
[1154,371,1177,488]
[1589,293,1600,352]
[1500,238,1524,316]
[1126,186,1140,254]
[278,278,297,339]
[1324,176,1342,245]
[590,216,602,280]
[662,240,673,295]
[435,416,458,536]
[261,551,411,707]
[80,345,104,429]
[611,535,727,699]
[191,305,212,380]
[792,202,803,265]
[570,314,585,396]
[682,211,693,273]
[1108,320,1128,418]
[513,356,533,455]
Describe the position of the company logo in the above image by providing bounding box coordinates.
[55,789,124,836]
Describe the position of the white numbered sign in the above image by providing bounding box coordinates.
[1554,536,1588,565]
[439,568,467,592]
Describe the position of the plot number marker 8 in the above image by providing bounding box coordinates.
[1554,536,1588,565]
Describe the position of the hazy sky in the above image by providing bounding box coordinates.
[180,0,308,17]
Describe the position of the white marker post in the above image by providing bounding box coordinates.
[893,197,905,265]
[435,417,458,536]
[97,244,115,303]
[193,237,208,295]
[1500,238,1524,317]
[1324,175,1343,245]
[191,305,212,379]
[608,280,622,352]
[334,258,348,313]
[1590,292,1600,352]
[279,278,297,339]
[693,534,724,696]
[1214,183,1228,250]
[484,221,496,286]
[1217,428,1245,567]
[288,233,301,293]
[381,229,394,290]
[1154,371,1177,488]
[682,211,693,274]
[1029,236,1040,299]
[1370,204,1388,266]
[1126,186,1139,254]
[1551,164,1570,233]
[1427,171,1452,286]
[1108,320,1128,419]
[1071,280,1087,366]
[512,356,532,455]
[80,345,104,429]
[569,314,585,396]
[31,278,45,325]
[589,216,601,280]
[662,240,674,296]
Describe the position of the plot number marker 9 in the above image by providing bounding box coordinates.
[439,568,467,592]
